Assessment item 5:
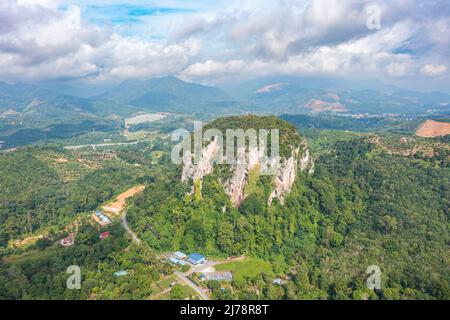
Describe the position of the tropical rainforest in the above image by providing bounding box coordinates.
[0,115,448,300]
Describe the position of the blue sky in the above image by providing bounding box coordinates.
[84,4,195,25]
[0,0,449,92]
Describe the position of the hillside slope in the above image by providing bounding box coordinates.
[181,115,314,206]
[126,116,449,300]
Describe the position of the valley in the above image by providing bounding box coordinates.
[0,0,449,307]
[0,76,449,301]
[0,110,447,300]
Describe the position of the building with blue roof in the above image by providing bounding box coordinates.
[114,270,128,277]
[173,251,187,260]
[169,257,187,266]
[94,210,111,225]
[187,252,206,265]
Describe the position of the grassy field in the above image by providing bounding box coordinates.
[150,275,176,295]
[149,275,201,300]
[215,258,274,282]
[182,284,201,300]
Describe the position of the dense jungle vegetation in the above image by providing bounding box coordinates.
[0,117,448,300]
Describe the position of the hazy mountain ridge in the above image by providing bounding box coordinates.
[228,76,450,115]
[1,75,450,149]
[98,76,233,112]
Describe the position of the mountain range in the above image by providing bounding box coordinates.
[1,75,450,148]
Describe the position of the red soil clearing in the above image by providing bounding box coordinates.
[102,185,145,215]
[416,120,450,138]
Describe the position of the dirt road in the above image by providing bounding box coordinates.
[64,140,139,150]
[120,213,141,245]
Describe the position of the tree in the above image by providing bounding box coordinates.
[217,222,234,254]
[379,215,398,235]
[208,280,220,291]
[170,284,184,300]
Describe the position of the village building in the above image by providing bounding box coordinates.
[99,231,111,240]
[93,211,111,226]
[169,257,187,266]
[60,234,75,247]
[187,253,206,265]
[114,270,128,277]
[173,251,187,260]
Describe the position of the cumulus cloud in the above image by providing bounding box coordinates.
[181,20,418,80]
[421,64,448,77]
[0,0,449,89]
[179,0,449,91]
[0,0,199,82]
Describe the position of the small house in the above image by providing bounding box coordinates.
[94,211,111,226]
[169,257,187,266]
[273,278,285,285]
[99,231,111,240]
[60,235,75,247]
[173,251,187,260]
[114,270,128,277]
[187,253,206,265]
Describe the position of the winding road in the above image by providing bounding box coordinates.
[120,212,141,245]
[119,211,214,300]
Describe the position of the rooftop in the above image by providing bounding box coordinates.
[188,252,205,261]
[114,270,128,277]
[174,251,187,258]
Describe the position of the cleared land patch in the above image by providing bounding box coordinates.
[103,185,145,215]
[416,120,450,138]
[305,99,348,113]
[125,113,167,127]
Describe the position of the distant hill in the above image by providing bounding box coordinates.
[0,81,94,113]
[0,82,129,147]
[2,75,450,149]
[224,76,450,115]
[98,76,234,113]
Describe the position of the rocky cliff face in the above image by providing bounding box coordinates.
[223,146,266,207]
[181,139,314,207]
[181,138,220,184]
[268,147,314,206]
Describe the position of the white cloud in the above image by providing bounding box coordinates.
[0,0,449,89]
[177,0,446,82]
[17,0,59,8]
[181,59,245,77]
[0,0,198,82]
[387,62,409,77]
[421,64,447,77]
[181,21,418,80]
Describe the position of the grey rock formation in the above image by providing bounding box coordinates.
[181,139,314,207]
